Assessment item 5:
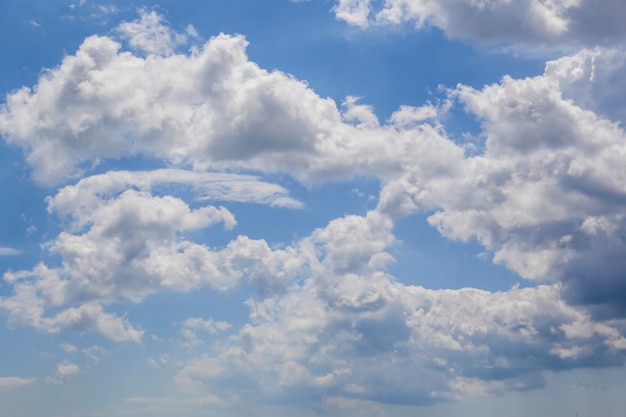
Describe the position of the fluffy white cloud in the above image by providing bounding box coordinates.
[326,0,626,46]
[46,360,80,384]
[175,211,626,406]
[0,377,36,390]
[332,0,373,27]
[1,284,143,343]
[180,317,232,347]
[0,169,311,342]
[375,47,626,318]
[545,47,626,125]
[0,13,455,186]
[116,9,197,56]
[3,10,626,407]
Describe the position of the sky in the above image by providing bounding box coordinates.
[1,0,626,416]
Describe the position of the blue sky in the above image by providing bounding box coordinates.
[1,1,626,416]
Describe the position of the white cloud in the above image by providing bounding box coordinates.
[180,317,231,347]
[0,188,238,339]
[60,343,77,353]
[46,360,80,384]
[374,46,626,318]
[82,345,107,362]
[332,0,373,27]
[48,169,303,216]
[147,354,171,368]
[388,103,440,127]
[0,171,311,342]
[0,12,454,186]
[544,47,626,125]
[328,0,626,46]
[175,211,626,406]
[0,247,21,256]
[2,10,626,406]
[115,8,196,55]
[0,377,36,390]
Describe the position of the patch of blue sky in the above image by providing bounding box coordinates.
[125,284,249,338]
[389,212,527,291]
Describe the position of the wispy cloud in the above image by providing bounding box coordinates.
[0,247,21,256]
[0,376,37,390]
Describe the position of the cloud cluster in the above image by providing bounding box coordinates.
[0,10,453,186]
[375,47,626,318]
[2,9,626,409]
[0,170,309,342]
[46,360,80,384]
[325,0,626,47]
[115,9,198,56]
[175,211,626,405]
[180,317,232,347]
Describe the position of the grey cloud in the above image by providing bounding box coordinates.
[328,0,626,47]
[373,47,626,319]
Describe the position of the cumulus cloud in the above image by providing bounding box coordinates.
[0,170,312,342]
[1,285,144,343]
[60,343,77,353]
[0,376,37,390]
[2,9,626,407]
[332,0,373,27]
[373,46,626,319]
[46,360,80,384]
[545,47,626,125]
[0,12,453,186]
[175,211,626,406]
[116,8,198,55]
[180,317,232,347]
[326,0,626,46]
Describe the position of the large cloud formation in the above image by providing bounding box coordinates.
[2,8,626,410]
[377,46,626,318]
[325,0,626,46]
[0,170,309,342]
[176,211,626,405]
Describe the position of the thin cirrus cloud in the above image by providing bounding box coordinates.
[0,376,37,390]
[1,6,626,413]
[0,247,22,256]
